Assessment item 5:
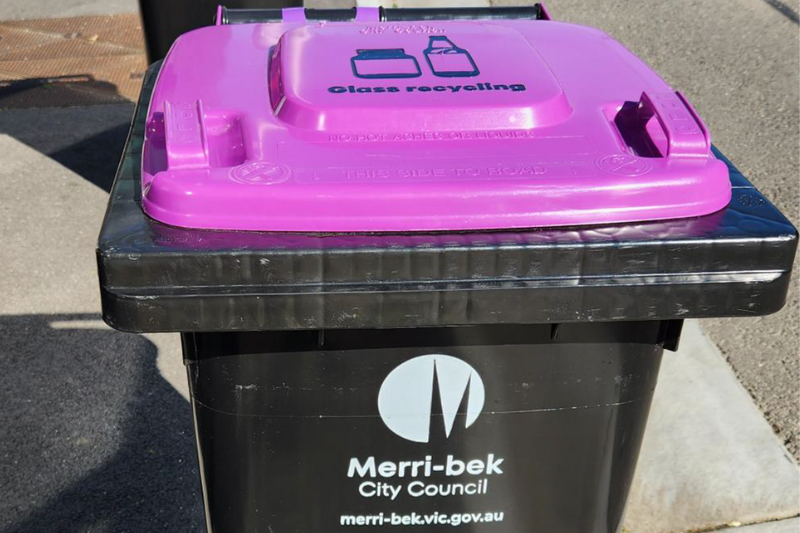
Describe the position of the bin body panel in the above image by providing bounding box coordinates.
[184,322,666,533]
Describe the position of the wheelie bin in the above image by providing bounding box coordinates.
[97,6,797,533]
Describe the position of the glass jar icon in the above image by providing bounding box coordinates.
[424,36,480,78]
[351,49,422,79]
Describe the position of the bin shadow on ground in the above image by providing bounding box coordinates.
[0,313,205,533]
[0,78,133,193]
[0,75,124,110]
[46,119,131,192]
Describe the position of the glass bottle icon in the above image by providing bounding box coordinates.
[351,49,422,79]
[424,36,480,78]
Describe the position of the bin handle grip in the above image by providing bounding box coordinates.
[164,100,209,170]
[638,91,711,158]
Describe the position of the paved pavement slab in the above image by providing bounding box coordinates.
[0,0,136,21]
[623,322,799,533]
[717,518,800,533]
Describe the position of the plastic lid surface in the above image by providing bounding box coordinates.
[142,19,730,232]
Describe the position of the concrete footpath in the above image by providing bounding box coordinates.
[0,1,798,532]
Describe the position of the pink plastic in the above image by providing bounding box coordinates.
[281,7,306,23]
[142,18,731,233]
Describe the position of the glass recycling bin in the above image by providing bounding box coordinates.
[97,6,797,533]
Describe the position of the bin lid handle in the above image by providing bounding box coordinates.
[638,91,711,158]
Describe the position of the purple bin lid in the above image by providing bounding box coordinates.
[142,13,731,233]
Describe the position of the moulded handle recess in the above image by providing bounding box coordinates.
[639,91,711,158]
[164,100,209,170]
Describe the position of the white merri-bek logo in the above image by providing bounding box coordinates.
[378,354,485,443]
